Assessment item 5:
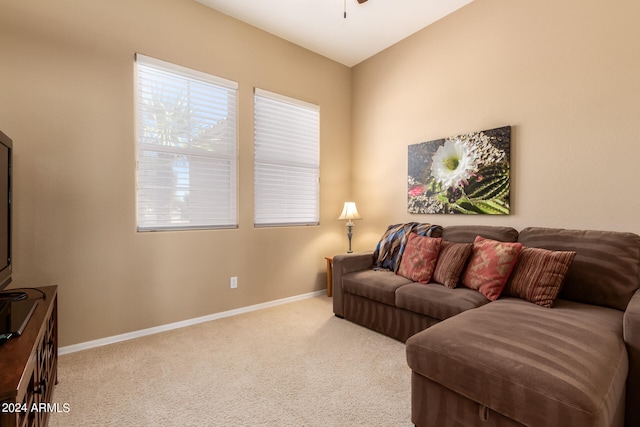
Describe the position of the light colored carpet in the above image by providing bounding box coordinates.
[50,296,412,426]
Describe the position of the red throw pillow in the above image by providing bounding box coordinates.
[432,241,473,288]
[505,247,576,307]
[397,233,443,284]
[462,236,523,300]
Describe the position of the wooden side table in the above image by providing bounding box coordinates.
[325,256,333,297]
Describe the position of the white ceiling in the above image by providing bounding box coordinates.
[196,0,474,67]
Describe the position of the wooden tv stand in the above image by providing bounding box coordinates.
[0,286,58,427]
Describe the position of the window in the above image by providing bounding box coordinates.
[135,54,238,231]
[253,89,320,227]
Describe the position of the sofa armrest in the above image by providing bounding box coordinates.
[624,288,640,427]
[332,252,375,317]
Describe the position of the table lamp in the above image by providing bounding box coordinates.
[338,202,362,253]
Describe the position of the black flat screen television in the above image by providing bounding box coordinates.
[0,131,11,292]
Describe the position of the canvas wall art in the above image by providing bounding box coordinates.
[408,126,511,215]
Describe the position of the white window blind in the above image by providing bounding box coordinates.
[254,89,320,227]
[135,54,238,231]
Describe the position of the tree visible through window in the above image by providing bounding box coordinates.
[135,54,238,231]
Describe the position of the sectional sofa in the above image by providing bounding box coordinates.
[331,224,640,427]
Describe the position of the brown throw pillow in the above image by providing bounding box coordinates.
[432,240,473,288]
[462,236,523,301]
[505,247,576,307]
[397,233,442,284]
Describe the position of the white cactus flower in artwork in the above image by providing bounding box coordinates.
[431,138,478,188]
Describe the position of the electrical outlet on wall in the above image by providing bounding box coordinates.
[230,276,238,289]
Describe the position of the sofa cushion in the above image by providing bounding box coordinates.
[461,236,523,301]
[505,246,576,307]
[441,225,518,243]
[407,298,628,427]
[432,241,473,288]
[397,234,442,284]
[518,227,640,311]
[395,283,490,321]
[342,269,412,306]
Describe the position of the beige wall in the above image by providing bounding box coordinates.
[352,0,640,249]
[0,0,352,346]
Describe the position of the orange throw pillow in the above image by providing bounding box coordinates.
[397,233,443,284]
[462,236,523,300]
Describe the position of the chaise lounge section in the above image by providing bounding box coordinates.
[332,224,640,427]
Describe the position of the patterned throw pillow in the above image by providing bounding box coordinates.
[373,223,442,272]
[397,234,443,284]
[432,241,473,288]
[462,236,523,301]
[505,247,576,307]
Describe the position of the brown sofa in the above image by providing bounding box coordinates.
[331,225,640,427]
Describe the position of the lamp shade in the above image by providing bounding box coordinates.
[338,202,362,221]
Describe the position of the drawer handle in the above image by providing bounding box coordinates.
[34,380,47,395]
[479,404,489,422]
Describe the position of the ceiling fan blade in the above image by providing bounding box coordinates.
[345,0,367,19]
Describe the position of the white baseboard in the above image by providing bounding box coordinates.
[59,290,327,355]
